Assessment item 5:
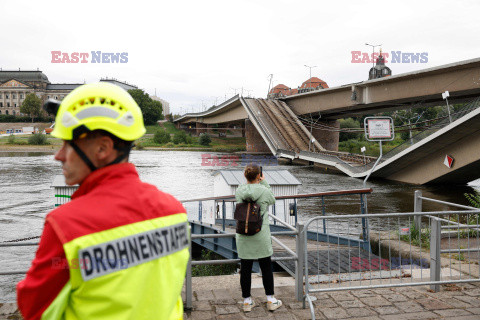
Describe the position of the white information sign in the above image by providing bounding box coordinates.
[364,117,394,141]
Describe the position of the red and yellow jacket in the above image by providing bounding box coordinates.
[17,163,189,320]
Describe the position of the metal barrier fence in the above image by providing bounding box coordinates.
[302,195,480,320]
[6,187,479,320]
[184,213,304,309]
[181,188,372,310]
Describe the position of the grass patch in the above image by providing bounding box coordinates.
[399,222,431,249]
[159,122,183,135]
[338,135,404,156]
[145,124,162,134]
[0,134,58,146]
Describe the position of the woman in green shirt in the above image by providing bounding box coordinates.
[235,163,282,312]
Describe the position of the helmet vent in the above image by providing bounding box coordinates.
[89,97,95,104]
[100,98,106,104]
[76,107,119,120]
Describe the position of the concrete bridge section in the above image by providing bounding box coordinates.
[176,57,480,126]
[175,58,480,184]
[285,57,480,119]
[299,97,480,184]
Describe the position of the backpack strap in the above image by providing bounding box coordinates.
[245,203,251,234]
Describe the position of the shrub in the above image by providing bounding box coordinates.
[7,135,15,144]
[165,142,175,148]
[172,131,188,144]
[153,129,171,144]
[28,134,49,145]
[199,133,212,146]
[135,142,145,150]
[186,134,194,144]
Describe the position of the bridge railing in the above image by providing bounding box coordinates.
[382,96,480,160]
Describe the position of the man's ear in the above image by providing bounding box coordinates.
[95,135,116,161]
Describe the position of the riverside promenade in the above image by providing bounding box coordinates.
[181,274,480,320]
[2,274,480,319]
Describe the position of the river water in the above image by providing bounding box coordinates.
[1,150,479,301]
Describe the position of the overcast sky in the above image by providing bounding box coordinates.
[1,0,479,114]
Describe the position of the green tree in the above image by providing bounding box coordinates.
[127,89,163,125]
[20,93,42,122]
[339,118,362,141]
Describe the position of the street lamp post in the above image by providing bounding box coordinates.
[365,43,382,69]
[304,65,317,80]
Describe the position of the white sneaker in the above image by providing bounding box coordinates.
[267,299,282,311]
[243,299,255,312]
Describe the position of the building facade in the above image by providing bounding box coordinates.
[0,71,139,117]
[151,95,170,117]
[0,71,76,116]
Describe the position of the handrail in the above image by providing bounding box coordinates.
[419,196,478,211]
[180,188,372,203]
[303,210,480,226]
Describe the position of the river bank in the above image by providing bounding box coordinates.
[0,144,247,153]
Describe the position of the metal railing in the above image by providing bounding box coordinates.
[302,191,480,320]
[382,96,480,160]
[181,188,372,310]
[184,214,304,309]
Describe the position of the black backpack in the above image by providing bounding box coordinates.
[234,201,262,236]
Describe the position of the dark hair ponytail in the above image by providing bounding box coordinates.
[244,163,260,182]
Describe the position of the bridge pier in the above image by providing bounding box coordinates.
[309,119,340,151]
[245,119,271,153]
[195,122,208,136]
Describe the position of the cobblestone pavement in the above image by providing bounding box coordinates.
[2,282,480,319]
[184,282,480,320]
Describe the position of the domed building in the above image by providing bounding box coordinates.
[369,50,392,80]
[268,84,291,98]
[298,77,329,93]
[268,77,329,98]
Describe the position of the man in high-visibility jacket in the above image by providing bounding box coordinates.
[17,82,189,320]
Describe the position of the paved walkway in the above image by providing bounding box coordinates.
[2,279,480,319]
[183,275,480,320]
